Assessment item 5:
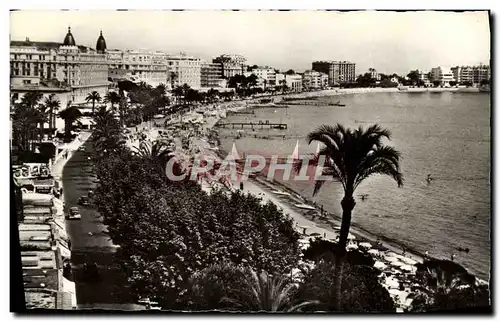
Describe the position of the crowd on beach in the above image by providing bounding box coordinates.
[121,88,488,311]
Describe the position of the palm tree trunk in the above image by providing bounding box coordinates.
[333,195,356,311]
[333,254,345,311]
[338,196,355,248]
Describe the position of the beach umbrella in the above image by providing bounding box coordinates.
[347,233,356,240]
[389,289,404,297]
[400,264,415,272]
[359,242,372,249]
[385,256,400,263]
[368,249,380,256]
[374,261,387,270]
[393,261,407,268]
[384,278,400,289]
[347,244,359,250]
[400,257,418,265]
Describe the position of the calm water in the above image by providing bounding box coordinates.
[220,92,491,280]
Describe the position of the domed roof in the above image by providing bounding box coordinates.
[96,30,107,53]
[63,27,76,46]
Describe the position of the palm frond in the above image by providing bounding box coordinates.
[287,300,321,312]
[353,145,403,190]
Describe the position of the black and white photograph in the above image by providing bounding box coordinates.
[8,9,492,313]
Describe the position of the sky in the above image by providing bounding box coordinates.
[9,10,491,75]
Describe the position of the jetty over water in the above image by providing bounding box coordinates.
[277,101,344,107]
[215,122,288,130]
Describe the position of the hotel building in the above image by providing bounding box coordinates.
[200,62,224,89]
[213,54,246,79]
[312,61,356,86]
[244,66,277,89]
[10,27,109,108]
[167,53,202,89]
[368,68,381,81]
[451,64,490,85]
[431,66,456,86]
[107,49,169,87]
[302,70,329,90]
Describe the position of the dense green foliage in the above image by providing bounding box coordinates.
[189,263,317,312]
[297,260,396,312]
[91,111,301,309]
[408,259,490,312]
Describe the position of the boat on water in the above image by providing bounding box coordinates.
[332,100,346,107]
[479,85,490,92]
[272,124,287,130]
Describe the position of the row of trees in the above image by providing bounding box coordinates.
[87,109,490,311]
[90,112,305,310]
[11,92,84,156]
[89,109,416,311]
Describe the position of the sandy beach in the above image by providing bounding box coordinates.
[127,88,487,311]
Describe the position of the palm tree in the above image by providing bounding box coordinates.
[59,106,82,137]
[43,94,61,130]
[169,72,178,89]
[155,83,167,96]
[21,91,43,109]
[133,140,174,173]
[220,267,318,312]
[36,103,49,141]
[85,91,101,115]
[12,103,42,152]
[296,123,403,310]
[92,106,123,155]
[279,79,287,94]
[104,91,121,111]
[408,259,485,312]
[173,86,184,105]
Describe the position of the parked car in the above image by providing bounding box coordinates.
[78,196,90,206]
[83,262,99,281]
[66,206,81,220]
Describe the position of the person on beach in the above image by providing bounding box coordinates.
[451,253,457,261]
[425,251,429,258]
[426,174,433,184]
[402,245,406,256]
[240,182,244,191]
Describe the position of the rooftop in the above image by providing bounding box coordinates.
[21,251,57,270]
[10,40,91,53]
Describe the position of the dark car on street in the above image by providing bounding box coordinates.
[66,206,81,220]
[78,196,90,206]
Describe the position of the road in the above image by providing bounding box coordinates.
[62,138,143,310]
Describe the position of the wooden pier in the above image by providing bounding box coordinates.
[215,122,288,130]
[227,110,255,115]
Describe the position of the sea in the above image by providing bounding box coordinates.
[218,91,491,280]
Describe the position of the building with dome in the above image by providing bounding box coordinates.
[10,27,110,126]
[96,30,107,54]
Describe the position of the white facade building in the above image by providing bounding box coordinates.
[302,70,329,90]
[107,50,169,87]
[431,66,456,87]
[167,54,202,89]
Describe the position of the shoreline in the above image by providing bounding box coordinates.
[131,89,487,288]
[208,92,487,283]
